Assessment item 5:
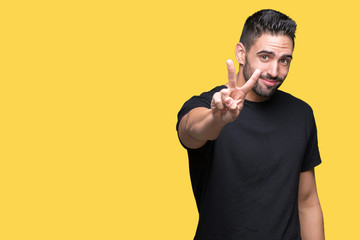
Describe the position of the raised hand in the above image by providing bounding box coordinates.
[211,59,261,123]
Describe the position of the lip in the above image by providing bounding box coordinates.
[260,78,278,87]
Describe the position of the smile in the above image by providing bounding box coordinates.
[260,78,278,87]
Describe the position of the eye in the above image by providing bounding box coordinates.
[260,55,269,61]
[280,58,290,66]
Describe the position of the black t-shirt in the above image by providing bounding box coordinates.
[176,86,322,240]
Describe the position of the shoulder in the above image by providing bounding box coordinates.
[198,85,227,99]
[176,85,226,131]
[184,85,227,106]
[274,90,313,114]
[273,90,318,140]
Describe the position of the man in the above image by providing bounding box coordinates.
[176,9,324,240]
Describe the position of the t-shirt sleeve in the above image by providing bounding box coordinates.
[301,109,322,172]
[175,86,226,148]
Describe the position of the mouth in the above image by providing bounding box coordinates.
[260,78,279,87]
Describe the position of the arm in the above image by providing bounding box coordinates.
[178,107,227,149]
[178,60,260,149]
[298,168,325,240]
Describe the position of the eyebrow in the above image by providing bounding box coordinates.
[256,50,293,59]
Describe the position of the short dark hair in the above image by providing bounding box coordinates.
[240,9,297,51]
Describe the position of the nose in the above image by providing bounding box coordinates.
[267,61,279,79]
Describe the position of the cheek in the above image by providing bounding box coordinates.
[277,71,289,81]
[252,61,268,71]
[279,66,290,77]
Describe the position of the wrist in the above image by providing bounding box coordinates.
[210,110,228,126]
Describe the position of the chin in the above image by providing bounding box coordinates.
[253,83,279,98]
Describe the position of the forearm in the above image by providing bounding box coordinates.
[179,107,227,148]
[186,107,227,140]
[299,203,325,240]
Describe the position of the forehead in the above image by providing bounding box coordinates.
[249,34,294,55]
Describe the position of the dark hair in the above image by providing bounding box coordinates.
[240,9,297,50]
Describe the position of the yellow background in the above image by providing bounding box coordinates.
[1,0,359,239]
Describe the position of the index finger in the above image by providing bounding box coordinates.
[240,69,261,93]
[226,59,237,89]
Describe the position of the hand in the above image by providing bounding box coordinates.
[211,59,260,123]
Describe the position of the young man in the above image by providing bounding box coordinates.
[176,9,325,240]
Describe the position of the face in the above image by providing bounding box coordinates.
[242,34,293,98]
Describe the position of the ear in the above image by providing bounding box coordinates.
[235,42,246,65]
